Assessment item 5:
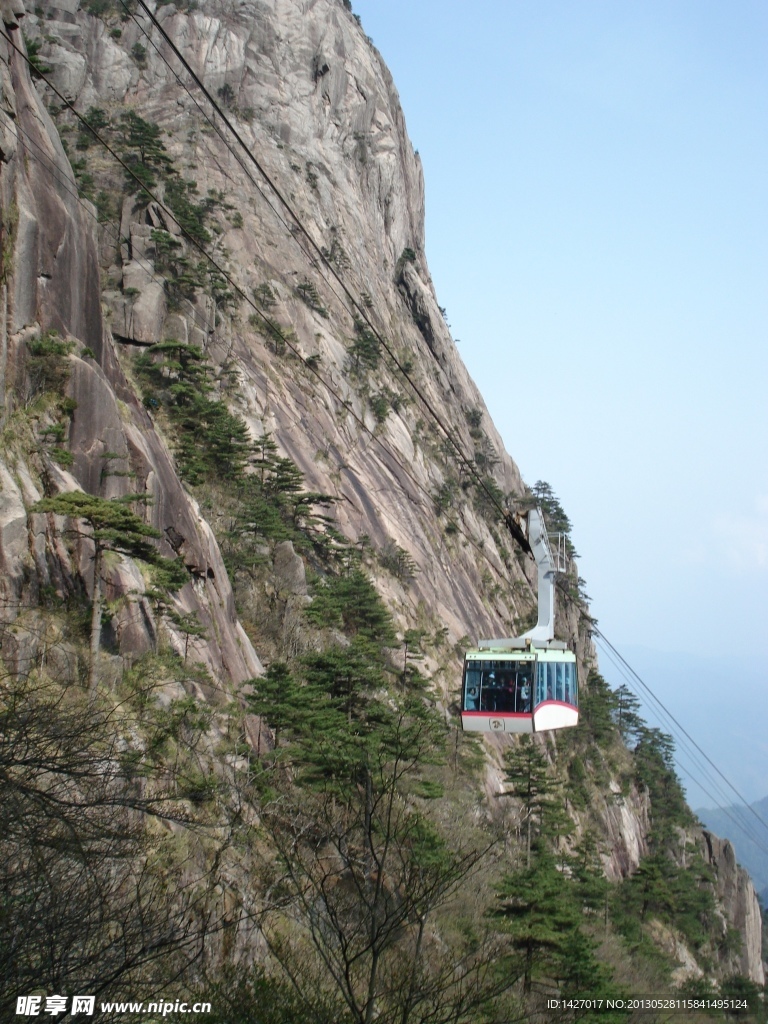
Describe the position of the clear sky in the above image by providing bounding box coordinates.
[353,1,768,803]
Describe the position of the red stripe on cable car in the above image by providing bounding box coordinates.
[461,711,531,718]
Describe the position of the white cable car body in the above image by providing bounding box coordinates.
[461,509,579,734]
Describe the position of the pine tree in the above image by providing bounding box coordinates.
[306,567,396,646]
[579,669,619,746]
[401,629,426,690]
[167,610,206,664]
[253,696,507,1024]
[496,852,580,994]
[116,110,174,194]
[135,342,252,484]
[246,661,308,749]
[233,476,290,547]
[570,829,610,918]
[556,928,628,1020]
[502,735,567,866]
[634,726,692,837]
[301,636,388,727]
[251,431,281,486]
[135,341,211,406]
[530,480,572,535]
[348,317,381,374]
[264,455,305,499]
[164,177,213,247]
[613,684,643,744]
[32,491,184,690]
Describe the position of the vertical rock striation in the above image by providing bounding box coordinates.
[0,0,261,685]
[702,830,765,984]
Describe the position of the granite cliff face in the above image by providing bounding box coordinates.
[1,0,763,990]
[22,0,532,649]
[702,831,765,984]
[0,0,264,685]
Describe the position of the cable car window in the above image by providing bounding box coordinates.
[463,667,481,710]
[566,662,578,706]
[563,662,572,705]
[463,659,535,714]
[535,662,548,707]
[481,666,512,712]
[480,668,496,712]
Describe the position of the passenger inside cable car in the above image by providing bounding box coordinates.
[462,660,534,713]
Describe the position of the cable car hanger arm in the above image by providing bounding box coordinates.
[480,508,558,649]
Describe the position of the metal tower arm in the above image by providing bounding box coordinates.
[521,507,556,643]
[477,507,557,650]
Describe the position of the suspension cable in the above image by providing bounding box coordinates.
[12,19,766,851]
[126,0,513,521]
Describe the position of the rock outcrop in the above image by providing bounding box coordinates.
[702,830,765,984]
[0,0,261,686]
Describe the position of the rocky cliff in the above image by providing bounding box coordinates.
[1,0,763,998]
[702,831,765,984]
[4,0,553,712]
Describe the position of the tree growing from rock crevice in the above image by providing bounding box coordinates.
[32,491,185,690]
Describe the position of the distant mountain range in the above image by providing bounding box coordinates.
[696,796,768,904]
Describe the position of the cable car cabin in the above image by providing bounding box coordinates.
[462,507,579,733]
[461,643,578,734]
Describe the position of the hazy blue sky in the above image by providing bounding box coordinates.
[353,1,768,803]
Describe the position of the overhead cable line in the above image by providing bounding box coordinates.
[592,634,768,858]
[119,0,311,265]
[557,578,768,849]
[8,116,217,343]
[594,635,739,815]
[591,625,768,840]
[548,577,768,850]
[2,30,399,442]
[127,0,514,525]
[14,22,764,850]
[3,25,510,580]
[17,8,524,580]
[119,5,768,855]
